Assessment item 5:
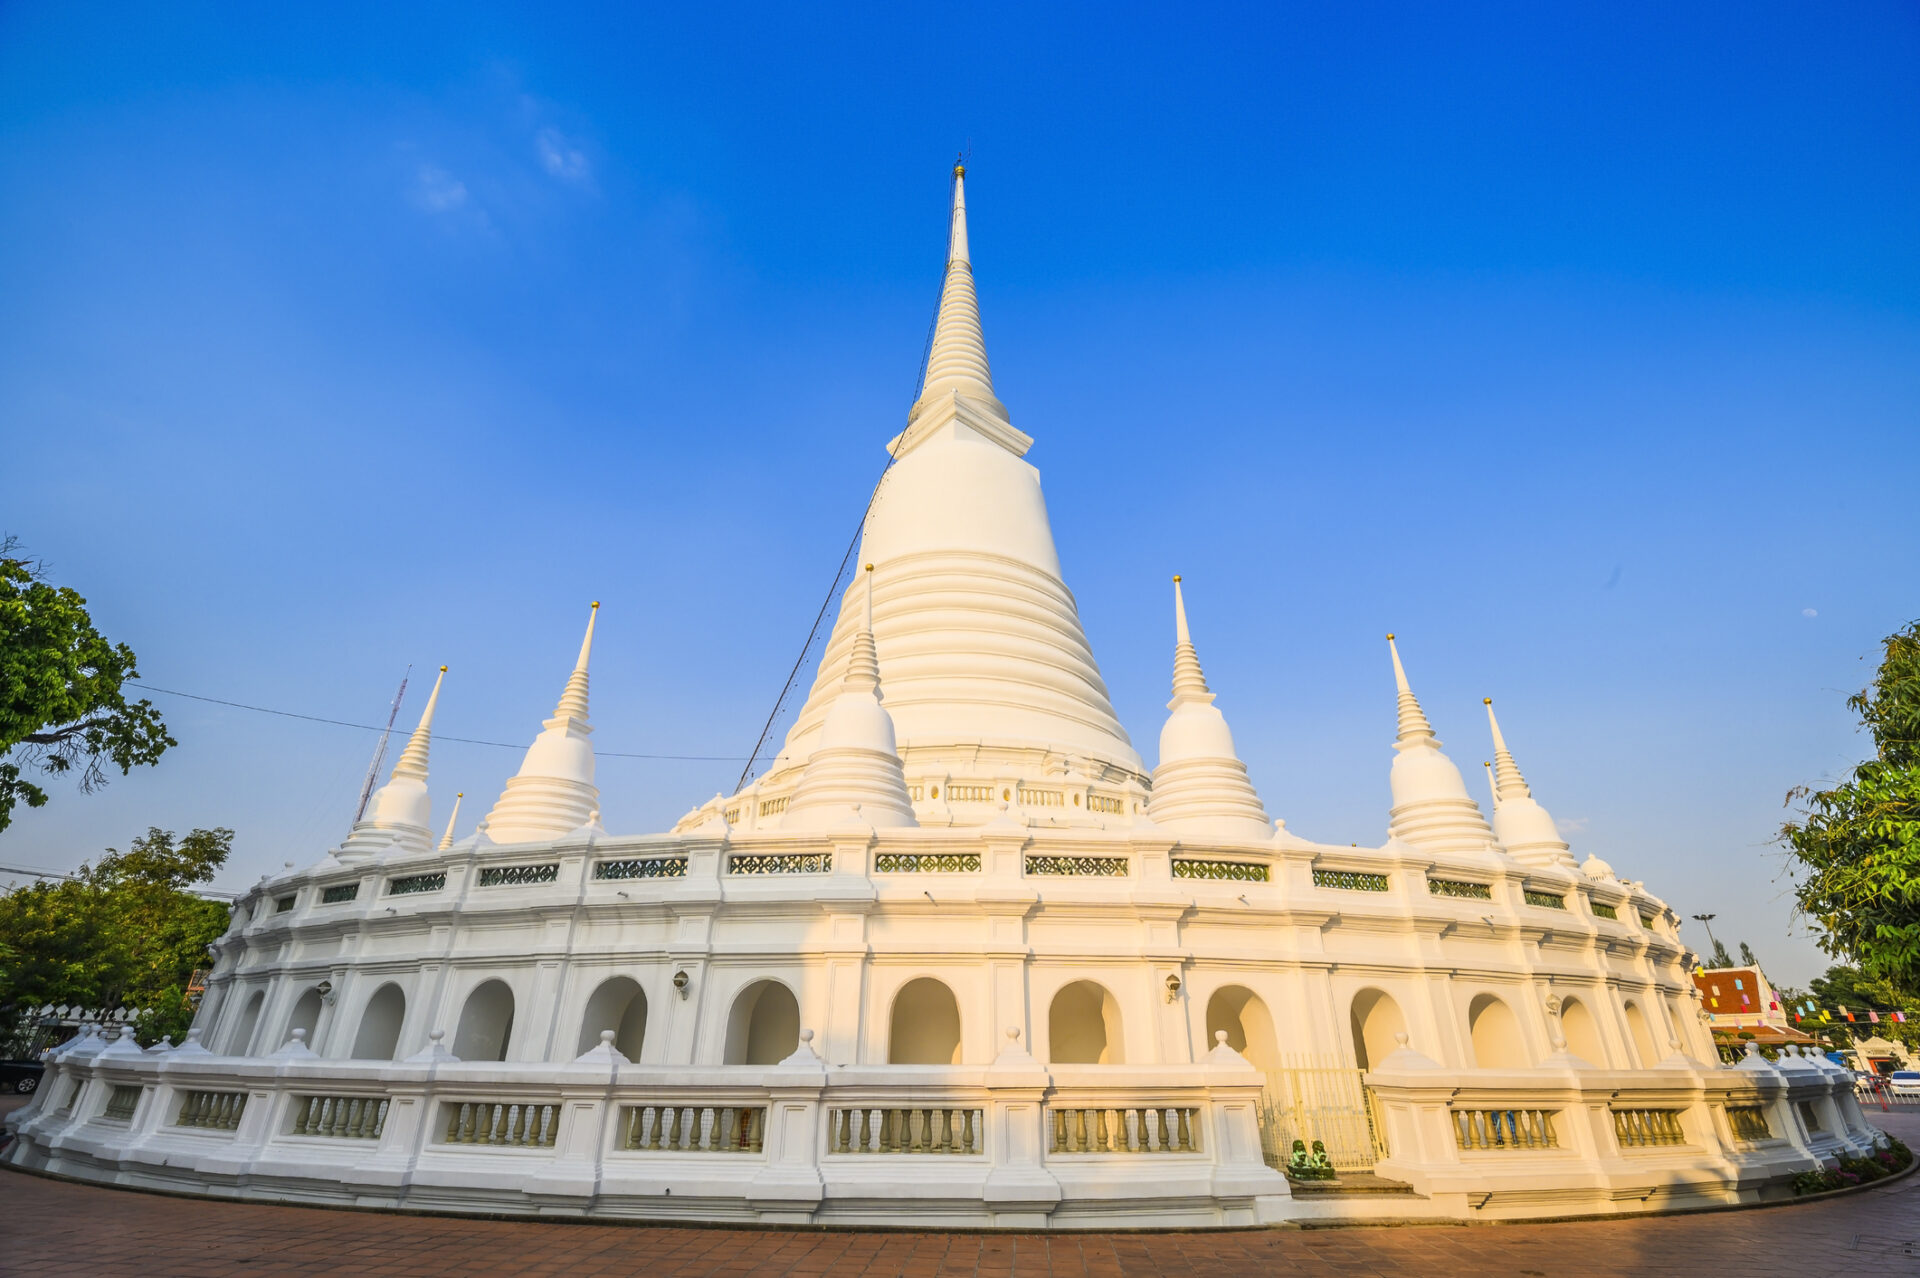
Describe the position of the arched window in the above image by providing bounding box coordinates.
[725,980,799,1065]
[350,983,407,1060]
[576,977,648,1060]
[1467,992,1531,1069]
[1558,996,1607,1066]
[888,977,962,1064]
[1349,988,1408,1071]
[226,990,265,1056]
[1623,1000,1660,1069]
[1206,985,1280,1070]
[1048,980,1124,1064]
[453,979,516,1062]
[284,988,323,1050]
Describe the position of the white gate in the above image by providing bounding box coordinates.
[1259,1054,1388,1173]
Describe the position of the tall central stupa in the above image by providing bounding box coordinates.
[761,167,1147,800]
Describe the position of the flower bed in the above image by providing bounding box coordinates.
[1792,1135,1911,1194]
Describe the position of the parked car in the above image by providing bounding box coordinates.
[1889,1070,1920,1098]
[0,1060,44,1095]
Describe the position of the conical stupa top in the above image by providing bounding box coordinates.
[481,605,602,844]
[912,163,1003,418]
[438,792,463,851]
[554,602,598,722]
[844,567,881,692]
[1388,635,1438,749]
[1169,576,1214,707]
[391,666,446,782]
[1484,699,1531,800]
[1482,762,1500,811]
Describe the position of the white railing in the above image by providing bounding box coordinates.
[4,1049,1881,1228]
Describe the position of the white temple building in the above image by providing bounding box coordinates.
[6,167,1883,1227]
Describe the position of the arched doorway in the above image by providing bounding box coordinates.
[577,976,648,1060]
[888,977,962,1064]
[725,980,799,1064]
[1206,985,1280,1070]
[1623,1000,1660,1068]
[350,983,406,1060]
[1558,996,1607,1066]
[226,990,265,1055]
[1467,993,1530,1069]
[1048,980,1124,1064]
[284,987,323,1050]
[1349,988,1407,1071]
[453,979,515,1062]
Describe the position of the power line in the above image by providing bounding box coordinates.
[138,685,747,762]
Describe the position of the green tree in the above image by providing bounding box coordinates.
[0,827,231,1046]
[1782,620,1920,999]
[1,538,175,833]
[1805,965,1920,1053]
[1739,941,1758,968]
[1708,937,1734,969]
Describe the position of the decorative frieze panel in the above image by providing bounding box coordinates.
[594,857,688,881]
[728,852,831,875]
[874,852,981,873]
[1428,878,1492,900]
[946,784,995,802]
[274,894,296,913]
[291,1095,386,1139]
[1453,1107,1557,1151]
[1171,858,1269,882]
[387,872,446,896]
[441,1100,559,1148]
[1523,889,1567,910]
[1025,854,1129,877]
[1018,787,1065,807]
[1050,1106,1199,1154]
[831,1106,983,1155]
[1612,1108,1685,1148]
[1640,912,1656,929]
[1086,793,1126,815]
[757,796,789,817]
[319,883,360,905]
[175,1090,247,1131]
[477,863,560,888]
[1314,869,1389,892]
[623,1104,765,1153]
[1590,901,1619,920]
[102,1085,141,1122]
[1724,1105,1772,1142]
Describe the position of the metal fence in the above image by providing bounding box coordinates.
[1258,1056,1388,1173]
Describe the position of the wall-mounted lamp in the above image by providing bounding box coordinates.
[315,979,335,1005]
[1164,973,1182,1003]
[672,969,691,999]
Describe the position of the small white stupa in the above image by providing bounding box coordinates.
[782,566,918,830]
[337,665,446,859]
[483,603,602,844]
[1145,577,1272,843]
[1384,637,1495,854]
[1484,698,1576,869]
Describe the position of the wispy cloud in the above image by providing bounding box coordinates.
[411,164,469,213]
[1555,816,1590,836]
[536,128,589,182]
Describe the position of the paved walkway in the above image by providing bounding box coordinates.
[1,1100,1915,1277]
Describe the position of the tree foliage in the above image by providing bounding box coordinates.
[1782,620,1920,1000]
[1,538,175,833]
[0,827,231,1046]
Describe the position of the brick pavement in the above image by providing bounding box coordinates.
[1,1101,1915,1277]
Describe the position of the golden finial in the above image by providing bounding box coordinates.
[591,601,600,609]
[1172,574,1182,583]
[1386,633,1395,641]
[864,563,874,572]
[439,664,448,672]
[1484,697,1492,705]
[953,154,966,179]
[456,791,464,798]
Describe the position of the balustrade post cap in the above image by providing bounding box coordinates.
[1007,1026,1021,1041]
[601,1029,616,1044]
[1395,1031,1410,1047]
[430,1029,445,1042]
[1215,1030,1229,1044]
[291,1029,306,1042]
[799,1028,814,1043]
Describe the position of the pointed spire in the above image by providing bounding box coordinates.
[912,162,1003,418]
[1482,762,1500,811]
[438,792,464,851]
[1148,576,1271,842]
[844,566,880,692]
[391,666,447,781]
[1484,698,1531,800]
[1387,635,1437,749]
[482,605,602,844]
[554,602,598,721]
[1169,576,1213,707]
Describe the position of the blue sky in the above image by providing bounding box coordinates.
[3,3,1916,986]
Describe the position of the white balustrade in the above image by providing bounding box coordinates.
[441,1100,560,1147]
[623,1104,765,1153]
[1048,1105,1199,1154]
[830,1106,983,1154]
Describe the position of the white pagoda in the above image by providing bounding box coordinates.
[5,167,1882,1227]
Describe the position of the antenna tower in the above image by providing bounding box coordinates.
[352,667,411,823]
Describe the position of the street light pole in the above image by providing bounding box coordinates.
[1692,913,1720,962]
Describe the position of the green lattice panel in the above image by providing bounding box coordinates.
[1171,859,1270,882]
[1428,878,1492,900]
[1314,869,1388,892]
